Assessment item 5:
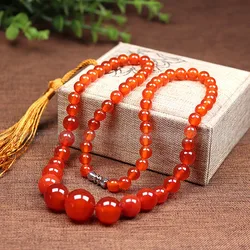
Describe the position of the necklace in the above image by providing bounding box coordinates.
[38,54,218,225]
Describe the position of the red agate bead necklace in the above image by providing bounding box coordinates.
[38,56,218,225]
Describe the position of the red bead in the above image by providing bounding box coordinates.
[195,104,207,116]
[151,77,163,88]
[140,99,152,110]
[88,118,100,130]
[66,104,79,116]
[119,83,131,96]
[136,158,148,171]
[94,109,106,121]
[140,134,152,146]
[140,55,150,65]
[144,61,155,68]
[180,150,196,165]
[120,195,141,218]
[59,130,75,146]
[107,179,120,193]
[87,69,98,82]
[201,98,213,111]
[65,189,95,222]
[187,68,198,80]
[127,167,140,180]
[80,141,92,153]
[79,153,92,165]
[207,84,218,91]
[134,73,145,85]
[84,130,96,142]
[165,69,175,81]
[42,164,64,180]
[80,165,93,178]
[128,53,140,65]
[158,73,169,86]
[101,100,114,112]
[38,174,60,194]
[142,89,154,100]
[95,197,121,225]
[175,68,187,80]
[94,65,105,77]
[68,92,80,105]
[153,186,169,204]
[63,115,79,131]
[138,69,149,79]
[110,90,123,104]
[54,145,70,161]
[140,121,153,134]
[119,176,131,191]
[204,77,216,87]
[44,183,69,212]
[173,164,190,181]
[49,157,65,169]
[189,113,202,126]
[74,81,85,94]
[142,65,153,75]
[139,146,152,159]
[109,57,119,70]
[138,110,150,121]
[118,54,129,66]
[182,138,195,150]
[79,74,91,86]
[126,77,138,90]
[205,94,216,104]
[198,71,210,83]
[184,125,197,139]
[163,177,181,193]
[206,89,218,97]
[146,82,158,92]
[137,188,158,211]
[101,61,112,73]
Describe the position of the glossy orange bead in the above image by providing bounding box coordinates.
[79,74,91,86]
[138,69,149,79]
[63,115,79,131]
[66,104,79,116]
[140,146,152,159]
[118,54,129,66]
[94,109,106,121]
[198,71,210,83]
[101,100,114,112]
[107,179,120,193]
[54,145,70,161]
[180,150,196,165]
[165,69,175,81]
[140,121,153,134]
[119,83,131,96]
[88,118,100,130]
[68,92,80,105]
[101,61,112,73]
[136,158,148,171]
[109,57,119,70]
[44,183,69,212]
[137,188,158,211]
[175,68,187,80]
[184,125,197,139]
[110,90,123,104]
[127,167,140,180]
[142,65,153,75]
[151,77,163,88]
[182,138,195,150]
[119,176,131,191]
[206,89,218,97]
[144,61,155,68]
[205,94,216,104]
[153,186,169,204]
[84,130,96,142]
[195,104,207,116]
[38,174,60,194]
[94,65,105,77]
[65,189,95,222]
[173,164,190,181]
[95,197,121,225]
[201,98,213,111]
[126,77,138,90]
[42,164,64,180]
[204,77,216,87]
[79,153,92,164]
[120,195,141,218]
[146,82,158,92]
[49,157,65,169]
[158,73,169,86]
[189,113,202,126]
[74,81,85,94]
[128,53,140,65]
[142,88,154,100]
[163,177,181,193]
[207,84,218,91]
[140,55,150,65]
[59,130,75,146]
[87,70,98,82]
[80,141,92,153]
[140,134,152,146]
[187,68,198,80]
[134,73,145,85]
[138,109,150,121]
[80,165,93,178]
[140,99,152,110]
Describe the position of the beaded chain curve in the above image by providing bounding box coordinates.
[38,58,218,225]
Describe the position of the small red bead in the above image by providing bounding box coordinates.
[49,157,65,169]
[184,125,197,139]
[101,61,112,73]
[151,77,163,88]
[198,71,210,83]
[153,186,169,204]
[180,150,196,165]
[88,118,100,130]
[79,153,92,165]
[94,65,105,77]
[79,74,91,86]
[138,109,150,121]
[139,146,152,159]
[87,69,98,82]
[140,121,153,134]
[206,89,218,97]
[173,164,190,181]
[187,68,198,80]
[119,83,131,96]
[54,145,70,161]
[128,53,140,65]
[175,68,187,80]
[137,188,158,211]
[126,77,138,90]
[59,130,75,146]
[94,109,106,121]
[80,141,92,153]
[68,92,80,105]
[142,66,153,75]
[136,158,148,171]
[165,69,175,81]
[109,57,119,70]
[201,98,213,111]
[205,94,216,104]
[146,82,158,92]
[95,197,121,225]
[42,164,64,180]
[63,115,79,131]
[182,138,195,150]
[138,69,149,79]
[158,73,169,86]
[74,81,85,94]
[38,174,60,194]
[101,100,114,112]
[163,177,181,193]
[140,55,150,65]
[142,88,154,100]
[66,104,79,116]
[127,167,140,180]
[134,73,145,85]
[84,130,96,142]
[119,176,131,191]
[189,113,202,126]
[107,179,120,193]
[144,61,155,68]
[65,189,95,222]
[44,183,69,212]
[204,77,216,87]
[118,54,129,66]
[110,90,123,104]
[120,195,141,218]
[207,84,218,91]
[195,104,208,116]
[140,99,152,110]
[80,165,93,178]
[139,134,152,146]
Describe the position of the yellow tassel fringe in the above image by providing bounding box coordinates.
[0,58,97,177]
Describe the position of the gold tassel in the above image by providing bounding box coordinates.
[0,58,97,177]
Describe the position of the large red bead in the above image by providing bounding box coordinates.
[180,150,196,165]
[42,164,64,180]
[95,197,121,225]
[65,189,95,222]
[137,188,158,211]
[38,174,60,194]
[68,92,80,105]
[120,195,141,218]
[66,104,79,116]
[44,183,69,212]
[49,157,65,169]
[59,130,75,147]
[63,115,79,131]
[153,186,169,204]
[163,177,181,193]
[173,164,190,181]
